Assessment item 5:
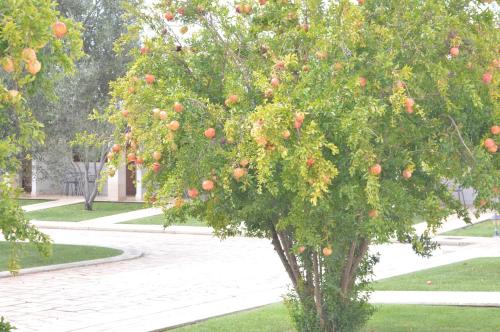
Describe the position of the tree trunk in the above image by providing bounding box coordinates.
[84,200,93,211]
[83,145,108,211]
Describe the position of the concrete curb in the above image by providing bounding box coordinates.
[433,235,500,247]
[371,291,500,307]
[0,247,143,279]
[30,220,214,236]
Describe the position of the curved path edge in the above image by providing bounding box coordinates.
[0,247,143,279]
[31,220,214,236]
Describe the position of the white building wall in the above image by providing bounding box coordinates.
[31,160,108,196]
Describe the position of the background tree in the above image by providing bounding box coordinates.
[0,0,82,271]
[27,0,135,210]
[107,0,499,331]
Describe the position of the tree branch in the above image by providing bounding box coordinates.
[340,241,356,296]
[277,230,302,286]
[447,115,475,160]
[270,223,297,289]
[312,252,326,330]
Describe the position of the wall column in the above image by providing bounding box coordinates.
[135,167,144,201]
[107,152,127,201]
[31,160,38,197]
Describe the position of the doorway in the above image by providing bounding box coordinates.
[126,164,136,196]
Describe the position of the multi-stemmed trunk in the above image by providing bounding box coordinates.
[270,223,370,332]
[74,146,108,211]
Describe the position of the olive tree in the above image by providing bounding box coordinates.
[0,0,82,271]
[107,0,498,330]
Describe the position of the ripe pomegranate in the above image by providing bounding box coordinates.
[152,108,160,117]
[491,125,500,135]
[188,188,199,199]
[2,57,15,73]
[112,144,121,153]
[405,98,415,109]
[159,111,168,121]
[450,47,459,57]
[274,60,285,71]
[233,168,246,180]
[127,153,136,162]
[145,74,155,84]
[153,151,162,160]
[21,48,37,63]
[369,164,382,176]
[402,169,413,179]
[228,94,239,105]
[204,128,216,139]
[135,157,144,165]
[164,11,174,21]
[295,112,305,123]
[482,72,493,85]
[27,60,41,75]
[271,77,280,88]
[484,138,496,149]
[173,102,184,113]
[243,4,252,14]
[169,120,180,131]
[52,21,67,38]
[359,76,367,88]
[152,162,161,173]
[202,180,215,191]
[322,247,333,256]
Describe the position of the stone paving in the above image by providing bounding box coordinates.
[22,198,85,212]
[1,225,500,332]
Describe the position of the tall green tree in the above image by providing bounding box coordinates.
[0,0,82,271]
[28,0,136,210]
[107,0,498,330]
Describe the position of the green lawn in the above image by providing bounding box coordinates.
[18,199,52,206]
[0,242,122,271]
[26,202,145,222]
[442,220,500,237]
[122,214,206,227]
[170,303,500,332]
[373,257,500,291]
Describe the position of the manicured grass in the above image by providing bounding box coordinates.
[172,303,294,332]
[442,220,500,237]
[122,214,206,227]
[0,242,122,271]
[26,202,145,222]
[18,199,52,206]
[170,303,500,332]
[373,258,500,291]
[365,304,500,332]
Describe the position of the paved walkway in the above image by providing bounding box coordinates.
[371,291,500,306]
[414,210,496,236]
[30,220,213,235]
[80,208,162,225]
[1,227,500,332]
[22,198,85,212]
